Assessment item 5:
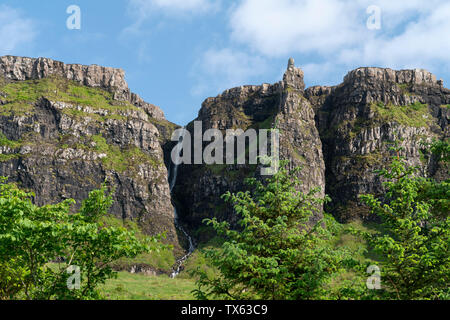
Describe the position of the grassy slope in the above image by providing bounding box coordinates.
[100,219,381,300]
[99,272,196,300]
[370,101,431,128]
[0,76,139,118]
[98,236,222,300]
[100,215,176,272]
[0,77,164,171]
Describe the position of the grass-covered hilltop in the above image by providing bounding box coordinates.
[0,56,448,300]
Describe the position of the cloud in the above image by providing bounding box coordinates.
[348,2,450,70]
[191,48,268,96]
[230,0,361,57]
[0,5,35,54]
[228,0,450,82]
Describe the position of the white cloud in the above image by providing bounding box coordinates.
[228,0,450,83]
[0,5,35,54]
[230,0,361,57]
[191,48,268,96]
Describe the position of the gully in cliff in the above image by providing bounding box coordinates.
[169,128,195,278]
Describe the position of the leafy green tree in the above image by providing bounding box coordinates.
[0,180,160,300]
[193,162,346,300]
[357,142,449,300]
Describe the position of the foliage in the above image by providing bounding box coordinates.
[357,141,450,300]
[322,219,385,300]
[429,139,450,163]
[91,134,161,172]
[370,102,431,128]
[0,180,159,300]
[0,133,22,149]
[192,161,349,300]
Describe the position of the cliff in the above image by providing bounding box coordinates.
[174,63,449,236]
[1,55,448,250]
[0,56,181,253]
[0,55,166,120]
[306,67,449,220]
[174,63,326,239]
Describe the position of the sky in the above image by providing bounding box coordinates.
[1,0,450,125]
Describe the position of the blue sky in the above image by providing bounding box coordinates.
[1,0,450,125]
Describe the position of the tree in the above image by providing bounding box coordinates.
[357,142,449,300]
[0,180,159,300]
[193,161,346,300]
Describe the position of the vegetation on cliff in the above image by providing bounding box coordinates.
[0,77,139,119]
[370,101,431,128]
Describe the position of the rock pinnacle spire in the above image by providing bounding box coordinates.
[287,57,295,70]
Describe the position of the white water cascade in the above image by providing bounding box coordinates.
[169,129,195,278]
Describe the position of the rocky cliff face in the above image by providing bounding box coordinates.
[1,55,448,249]
[174,64,449,235]
[0,55,166,120]
[174,64,326,239]
[306,67,449,221]
[0,56,181,250]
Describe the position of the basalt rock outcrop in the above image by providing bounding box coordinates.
[0,56,181,251]
[173,63,326,239]
[174,63,449,234]
[0,55,166,120]
[305,67,449,221]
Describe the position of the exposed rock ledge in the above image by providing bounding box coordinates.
[344,67,443,87]
[0,55,165,120]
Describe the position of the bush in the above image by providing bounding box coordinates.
[0,180,160,300]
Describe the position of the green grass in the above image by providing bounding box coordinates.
[331,219,383,262]
[177,241,222,281]
[90,134,162,172]
[99,272,196,300]
[54,133,162,173]
[0,102,34,117]
[0,154,20,162]
[100,219,384,300]
[0,77,138,119]
[99,215,176,272]
[0,133,22,149]
[99,234,221,300]
[396,83,412,96]
[441,105,450,109]
[370,101,431,128]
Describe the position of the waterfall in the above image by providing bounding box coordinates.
[169,128,195,278]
